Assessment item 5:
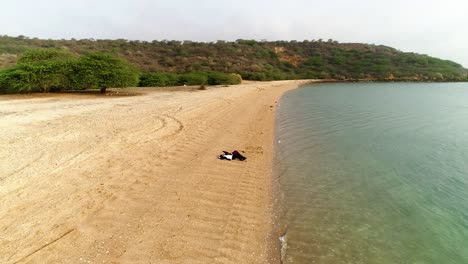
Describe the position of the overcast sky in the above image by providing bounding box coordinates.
[1,0,467,67]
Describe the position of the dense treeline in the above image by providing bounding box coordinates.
[1,35,467,83]
[0,49,242,94]
[139,72,241,87]
[0,50,139,94]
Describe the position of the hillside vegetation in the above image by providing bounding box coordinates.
[0,49,242,94]
[1,35,467,82]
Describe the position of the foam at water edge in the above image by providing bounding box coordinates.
[279,233,287,264]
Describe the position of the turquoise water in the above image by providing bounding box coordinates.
[275,83,468,264]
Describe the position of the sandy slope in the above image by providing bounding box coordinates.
[0,80,307,264]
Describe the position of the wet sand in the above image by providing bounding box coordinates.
[0,80,308,264]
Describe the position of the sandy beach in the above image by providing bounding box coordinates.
[0,80,308,264]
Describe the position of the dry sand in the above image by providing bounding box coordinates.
[0,80,308,264]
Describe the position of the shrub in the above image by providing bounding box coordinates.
[207,72,242,85]
[178,73,208,85]
[139,72,178,87]
[243,72,267,81]
[138,72,242,87]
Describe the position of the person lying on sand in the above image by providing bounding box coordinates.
[218,150,246,161]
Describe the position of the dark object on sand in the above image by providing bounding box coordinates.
[218,150,246,161]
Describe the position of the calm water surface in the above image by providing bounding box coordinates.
[275,83,468,264]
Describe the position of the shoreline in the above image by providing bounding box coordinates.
[266,81,312,264]
[266,88,293,264]
[1,80,309,263]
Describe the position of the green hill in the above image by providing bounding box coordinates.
[1,35,467,81]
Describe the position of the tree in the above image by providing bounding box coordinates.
[0,50,139,94]
[72,53,139,93]
[17,49,75,64]
[0,66,37,93]
[0,50,75,93]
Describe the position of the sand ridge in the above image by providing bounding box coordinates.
[0,80,308,263]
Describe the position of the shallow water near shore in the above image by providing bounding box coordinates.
[274,82,468,263]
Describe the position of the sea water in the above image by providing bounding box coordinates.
[275,82,468,264]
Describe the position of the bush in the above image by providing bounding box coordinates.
[139,72,178,87]
[242,72,267,81]
[138,72,241,87]
[207,72,242,85]
[178,73,208,85]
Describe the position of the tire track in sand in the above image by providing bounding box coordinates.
[1,81,306,264]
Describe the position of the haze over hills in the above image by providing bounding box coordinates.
[1,35,467,81]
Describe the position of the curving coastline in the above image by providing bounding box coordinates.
[1,80,308,263]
